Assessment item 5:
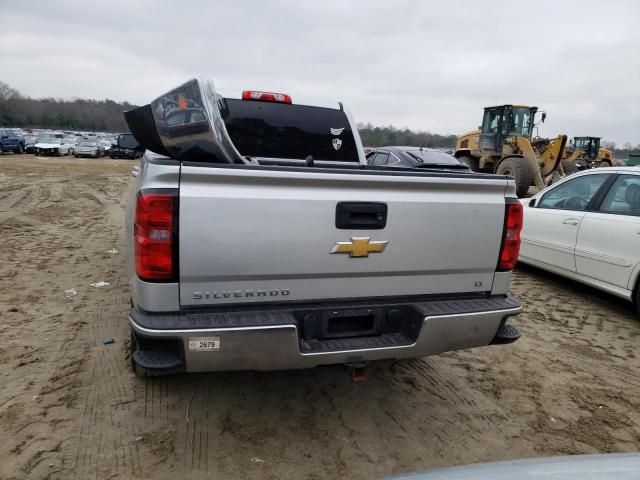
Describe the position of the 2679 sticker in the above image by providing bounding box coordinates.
[188,336,220,351]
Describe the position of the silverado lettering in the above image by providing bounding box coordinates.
[192,289,291,300]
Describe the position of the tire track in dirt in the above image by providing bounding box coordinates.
[0,156,136,479]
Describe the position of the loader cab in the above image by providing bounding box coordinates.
[479,105,537,153]
[573,136,600,160]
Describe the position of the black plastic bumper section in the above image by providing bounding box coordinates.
[132,349,184,373]
[490,322,522,345]
[130,295,521,330]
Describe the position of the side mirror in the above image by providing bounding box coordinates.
[528,198,537,208]
[541,112,547,123]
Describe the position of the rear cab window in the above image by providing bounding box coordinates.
[222,99,359,162]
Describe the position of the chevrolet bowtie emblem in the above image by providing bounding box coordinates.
[330,237,389,258]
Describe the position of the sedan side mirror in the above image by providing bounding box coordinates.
[528,198,537,207]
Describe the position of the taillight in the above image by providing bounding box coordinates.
[134,190,177,282]
[242,90,292,104]
[498,200,523,271]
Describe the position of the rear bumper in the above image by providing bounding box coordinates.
[129,296,521,373]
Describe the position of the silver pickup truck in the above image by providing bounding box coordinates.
[125,78,523,376]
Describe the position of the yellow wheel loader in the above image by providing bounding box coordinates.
[455,105,567,198]
[564,136,614,169]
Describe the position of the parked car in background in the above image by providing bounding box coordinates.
[367,146,468,170]
[23,135,39,153]
[63,137,77,155]
[108,133,143,159]
[100,140,112,156]
[75,140,104,158]
[0,129,25,154]
[519,167,640,313]
[34,137,73,156]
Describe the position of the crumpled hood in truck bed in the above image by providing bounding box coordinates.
[124,77,246,164]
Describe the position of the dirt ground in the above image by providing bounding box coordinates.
[1,154,639,480]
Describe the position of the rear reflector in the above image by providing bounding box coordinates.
[134,191,177,281]
[498,200,523,271]
[242,90,292,104]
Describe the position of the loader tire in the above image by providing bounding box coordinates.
[599,160,611,168]
[561,159,579,175]
[496,158,534,198]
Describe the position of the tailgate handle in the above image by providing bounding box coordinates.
[336,202,387,229]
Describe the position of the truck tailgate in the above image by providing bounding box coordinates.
[179,166,507,307]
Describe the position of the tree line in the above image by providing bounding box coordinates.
[357,122,456,149]
[0,81,135,132]
[1,80,638,157]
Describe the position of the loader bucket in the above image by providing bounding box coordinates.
[539,134,568,176]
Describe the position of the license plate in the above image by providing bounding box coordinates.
[188,336,221,351]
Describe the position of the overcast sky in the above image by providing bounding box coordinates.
[1,0,638,144]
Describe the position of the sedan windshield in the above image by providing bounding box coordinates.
[40,138,61,144]
[79,141,97,147]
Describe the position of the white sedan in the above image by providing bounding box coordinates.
[519,167,640,312]
[33,137,74,156]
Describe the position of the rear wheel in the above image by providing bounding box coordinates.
[561,159,579,175]
[496,158,534,198]
[16,144,24,154]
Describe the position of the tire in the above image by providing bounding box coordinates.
[56,149,61,157]
[16,144,24,154]
[496,158,534,198]
[600,160,611,168]
[561,159,579,175]
[575,159,589,171]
